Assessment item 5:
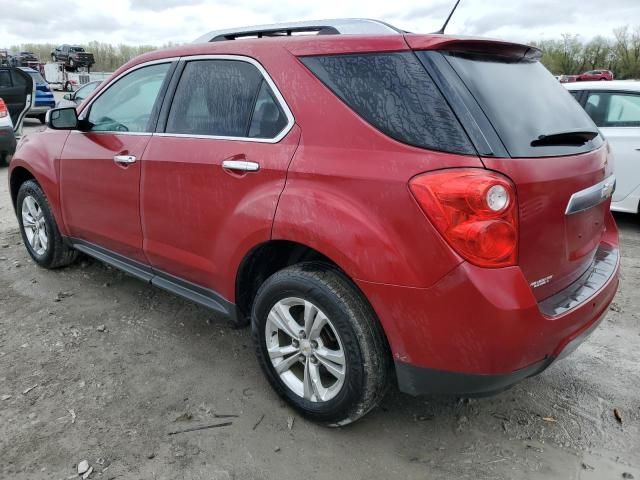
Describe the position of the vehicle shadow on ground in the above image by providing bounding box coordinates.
[613,211,639,232]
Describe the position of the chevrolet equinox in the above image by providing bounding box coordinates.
[8,19,620,426]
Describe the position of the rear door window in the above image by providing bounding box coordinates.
[301,52,475,155]
[434,51,601,158]
[167,60,264,138]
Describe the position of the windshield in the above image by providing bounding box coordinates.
[438,52,602,158]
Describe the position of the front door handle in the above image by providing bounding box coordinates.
[222,160,260,172]
[114,154,137,165]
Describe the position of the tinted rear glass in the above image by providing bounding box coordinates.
[301,52,474,155]
[440,52,601,158]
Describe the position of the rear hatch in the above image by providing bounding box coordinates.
[407,38,613,301]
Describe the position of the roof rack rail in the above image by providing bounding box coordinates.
[193,18,405,43]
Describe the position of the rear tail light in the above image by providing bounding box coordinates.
[0,98,7,118]
[409,169,518,268]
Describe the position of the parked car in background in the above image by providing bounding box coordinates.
[56,80,101,107]
[577,70,614,81]
[51,45,95,71]
[0,66,33,165]
[567,81,640,214]
[19,67,55,123]
[9,19,620,425]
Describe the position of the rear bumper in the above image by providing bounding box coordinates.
[0,126,16,156]
[395,308,607,396]
[357,217,620,396]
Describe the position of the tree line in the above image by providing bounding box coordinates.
[5,25,640,78]
[530,26,640,78]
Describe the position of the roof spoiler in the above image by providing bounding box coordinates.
[433,39,542,61]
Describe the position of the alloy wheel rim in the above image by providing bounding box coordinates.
[265,297,346,402]
[21,195,48,256]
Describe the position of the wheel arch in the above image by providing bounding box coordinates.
[235,240,343,319]
[9,165,37,212]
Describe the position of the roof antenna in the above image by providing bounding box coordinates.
[433,0,462,34]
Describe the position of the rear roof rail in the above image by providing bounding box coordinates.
[193,18,405,43]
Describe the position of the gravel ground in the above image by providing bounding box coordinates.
[0,118,638,480]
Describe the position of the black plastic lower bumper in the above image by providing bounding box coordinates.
[396,309,607,397]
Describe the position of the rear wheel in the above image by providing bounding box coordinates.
[0,153,7,167]
[38,114,46,124]
[252,263,391,426]
[17,180,77,269]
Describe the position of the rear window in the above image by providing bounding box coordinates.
[301,52,475,155]
[27,71,46,84]
[439,52,601,158]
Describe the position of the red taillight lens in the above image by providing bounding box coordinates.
[409,169,518,268]
[0,98,7,118]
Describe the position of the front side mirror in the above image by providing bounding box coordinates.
[63,93,72,100]
[46,107,78,130]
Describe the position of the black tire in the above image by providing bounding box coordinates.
[38,114,46,124]
[17,180,77,269]
[252,263,391,426]
[0,153,7,167]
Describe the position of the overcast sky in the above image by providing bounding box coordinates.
[1,0,638,47]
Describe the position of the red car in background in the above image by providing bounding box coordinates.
[577,69,614,81]
[7,19,620,425]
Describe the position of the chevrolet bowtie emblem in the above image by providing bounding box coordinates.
[601,180,615,200]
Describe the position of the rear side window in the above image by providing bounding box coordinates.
[167,60,281,138]
[585,92,640,128]
[301,52,474,155]
[439,52,601,158]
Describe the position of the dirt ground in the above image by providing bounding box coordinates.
[0,118,639,480]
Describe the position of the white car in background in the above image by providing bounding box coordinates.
[566,81,640,214]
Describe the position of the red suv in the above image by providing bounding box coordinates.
[8,19,620,426]
[577,69,614,81]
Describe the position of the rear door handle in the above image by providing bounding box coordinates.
[222,160,260,172]
[113,155,136,165]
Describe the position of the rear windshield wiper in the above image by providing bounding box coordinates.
[531,130,598,147]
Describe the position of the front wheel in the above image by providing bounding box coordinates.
[252,263,391,426]
[17,180,77,269]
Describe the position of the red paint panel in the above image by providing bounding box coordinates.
[140,127,300,300]
[358,230,619,375]
[59,131,150,262]
[482,145,613,300]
